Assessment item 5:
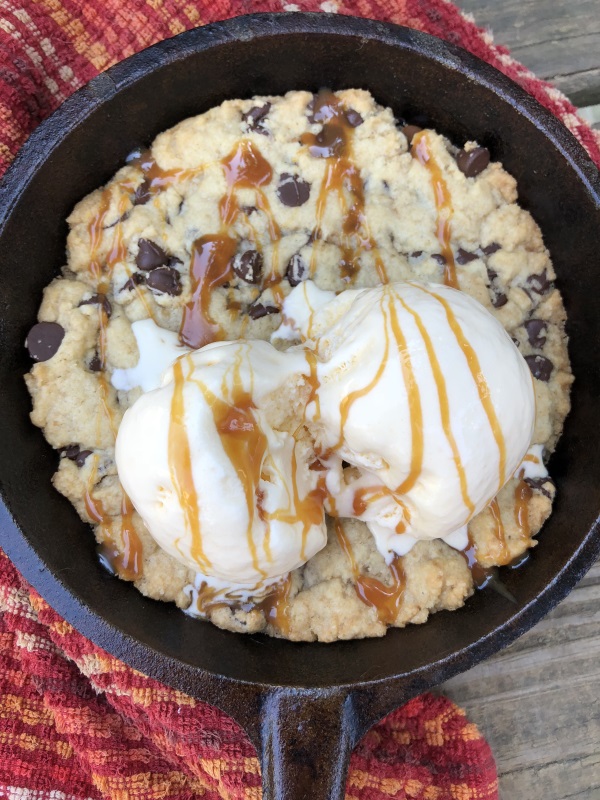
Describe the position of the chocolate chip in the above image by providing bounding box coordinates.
[242,102,271,135]
[492,292,508,309]
[146,266,181,296]
[133,179,151,205]
[136,239,169,271]
[248,302,279,320]
[277,173,311,207]
[88,352,103,372]
[456,146,490,178]
[26,321,64,362]
[61,444,93,468]
[79,293,112,317]
[409,250,423,258]
[120,272,146,292]
[286,254,308,287]
[402,124,422,145]
[242,205,258,216]
[526,270,551,295]
[525,354,553,382]
[456,248,478,265]
[232,250,263,284]
[344,108,364,127]
[481,242,501,256]
[432,254,447,265]
[524,319,547,348]
[306,94,337,124]
[524,476,554,499]
[512,337,520,348]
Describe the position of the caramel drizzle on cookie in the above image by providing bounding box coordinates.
[84,455,143,581]
[334,518,405,624]
[302,90,389,284]
[180,140,282,350]
[515,474,533,542]
[411,131,458,289]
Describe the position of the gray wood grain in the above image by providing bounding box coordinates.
[458,0,600,106]
[441,560,600,799]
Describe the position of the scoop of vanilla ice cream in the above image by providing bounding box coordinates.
[278,281,535,558]
[115,339,328,585]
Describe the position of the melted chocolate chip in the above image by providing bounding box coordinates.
[481,242,501,256]
[525,354,553,382]
[26,321,64,362]
[344,108,364,128]
[286,254,308,287]
[409,250,423,258]
[136,239,169,271]
[524,319,547,348]
[432,254,447,265]
[308,125,345,159]
[242,205,258,216]
[242,102,271,135]
[120,272,146,292]
[61,444,93,468]
[232,250,263,284]
[146,266,181,295]
[306,93,337,124]
[277,173,311,207]
[248,302,279,320]
[525,476,555,499]
[526,270,551,295]
[79,293,112,317]
[492,292,508,309]
[456,248,478,265]
[456,146,490,178]
[402,124,422,145]
[88,352,103,372]
[133,179,151,205]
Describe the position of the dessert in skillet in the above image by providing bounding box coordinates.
[25,89,572,641]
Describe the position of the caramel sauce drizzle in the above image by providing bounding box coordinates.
[414,284,507,489]
[130,150,201,203]
[394,289,474,517]
[461,532,493,589]
[302,90,388,284]
[180,234,238,349]
[489,498,510,564]
[191,573,292,637]
[335,519,406,624]
[85,456,143,581]
[194,363,269,579]
[168,357,211,573]
[411,132,458,288]
[515,475,533,542]
[387,290,424,496]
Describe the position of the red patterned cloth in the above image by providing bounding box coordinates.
[1,2,598,798]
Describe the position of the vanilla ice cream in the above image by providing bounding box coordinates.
[276,280,535,558]
[115,338,329,585]
[114,279,535,586]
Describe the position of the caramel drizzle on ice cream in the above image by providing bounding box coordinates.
[168,357,212,573]
[335,519,406,624]
[302,90,388,284]
[411,132,458,288]
[413,284,507,489]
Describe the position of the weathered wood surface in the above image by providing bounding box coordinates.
[458,0,600,107]
[441,559,600,799]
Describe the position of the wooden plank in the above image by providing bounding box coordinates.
[458,0,600,106]
[441,560,600,799]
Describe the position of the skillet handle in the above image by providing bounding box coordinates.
[258,688,358,800]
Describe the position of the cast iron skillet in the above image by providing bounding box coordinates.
[1,12,599,799]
